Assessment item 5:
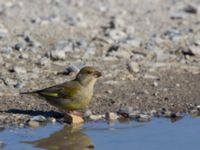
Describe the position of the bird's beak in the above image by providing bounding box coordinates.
[94,71,102,78]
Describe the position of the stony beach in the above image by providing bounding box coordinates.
[0,0,200,127]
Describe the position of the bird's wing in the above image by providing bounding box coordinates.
[22,81,81,99]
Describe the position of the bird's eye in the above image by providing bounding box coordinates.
[86,71,92,74]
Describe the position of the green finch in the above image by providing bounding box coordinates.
[21,66,101,112]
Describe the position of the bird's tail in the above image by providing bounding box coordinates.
[20,91,37,95]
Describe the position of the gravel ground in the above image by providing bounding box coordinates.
[0,0,200,127]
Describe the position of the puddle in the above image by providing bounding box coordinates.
[0,116,200,150]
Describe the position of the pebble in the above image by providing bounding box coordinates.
[183,5,197,14]
[13,42,25,51]
[170,12,186,20]
[153,81,159,87]
[19,53,29,59]
[105,112,119,121]
[3,78,17,86]
[54,41,73,52]
[64,114,84,124]
[84,109,92,118]
[0,55,3,64]
[30,115,47,122]
[48,117,56,124]
[47,50,66,61]
[188,45,200,56]
[12,66,27,74]
[88,114,104,121]
[0,24,8,39]
[117,105,133,118]
[62,65,80,75]
[128,110,141,119]
[127,62,140,73]
[1,47,12,54]
[37,57,50,66]
[0,141,5,149]
[27,120,40,128]
[137,114,151,122]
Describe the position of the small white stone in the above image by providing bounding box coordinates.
[105,112,119,121]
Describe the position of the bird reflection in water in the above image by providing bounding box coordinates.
[23,124,94,150]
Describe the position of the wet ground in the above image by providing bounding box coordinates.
[0,116,200,150]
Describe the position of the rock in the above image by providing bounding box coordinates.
[183,5,197,14]
[64,114,84,124]
[0,141,5,149]
[62,65,80,75]
[88,114,104,121]
[3,78,17,86]
[190,109,200,117]
[54,41,73,52]
[105,112,119,121]
[47,50,66,61]
[137,114,151,122]
[19,53,29,59]
[27,120,40,128]
[84,109,92,118]
[107,30,127,41]
[48,117,56,124]
[127,62,140,73]
[188,45,200,56]
[37,57,50,66]
[164,28,181,40]
[11,66,27,74]
[31,115,47,122]
[0,24,8,39]
[129,110,141,119]
[117,105,133,118]
[1,47,12,54]
[170,12,186,20]
[144,74,159,80]
[13,42,25,51]
[0,55,3,64]
[153,81,158,87]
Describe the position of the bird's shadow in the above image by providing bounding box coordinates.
[2,109,64,118]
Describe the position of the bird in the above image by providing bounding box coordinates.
[20,66,101,115]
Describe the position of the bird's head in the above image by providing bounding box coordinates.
[75,66,101,86]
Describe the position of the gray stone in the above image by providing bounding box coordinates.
[183,5,197,14]
[12,66,27,74]
[84,109,92,118]
[1,47,12,54]
[117,105,133,118]
[37,57,50,66]
[188,45,200,56]
[0,141,5,149]
[137,114,151,122]
[47,50,66,61]
[0,24,8,39]
[105,112,119,121]
[0,55,3,64]
[27,120,40,128]
[31,115,47,122]
[63,65,80,75]
[127,62,140,73]
[88,114,104,121]
[48,117,56,124]
[153,81,158,87]
[13,43,25,51]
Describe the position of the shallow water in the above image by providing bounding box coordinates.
[0,116,200,150]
